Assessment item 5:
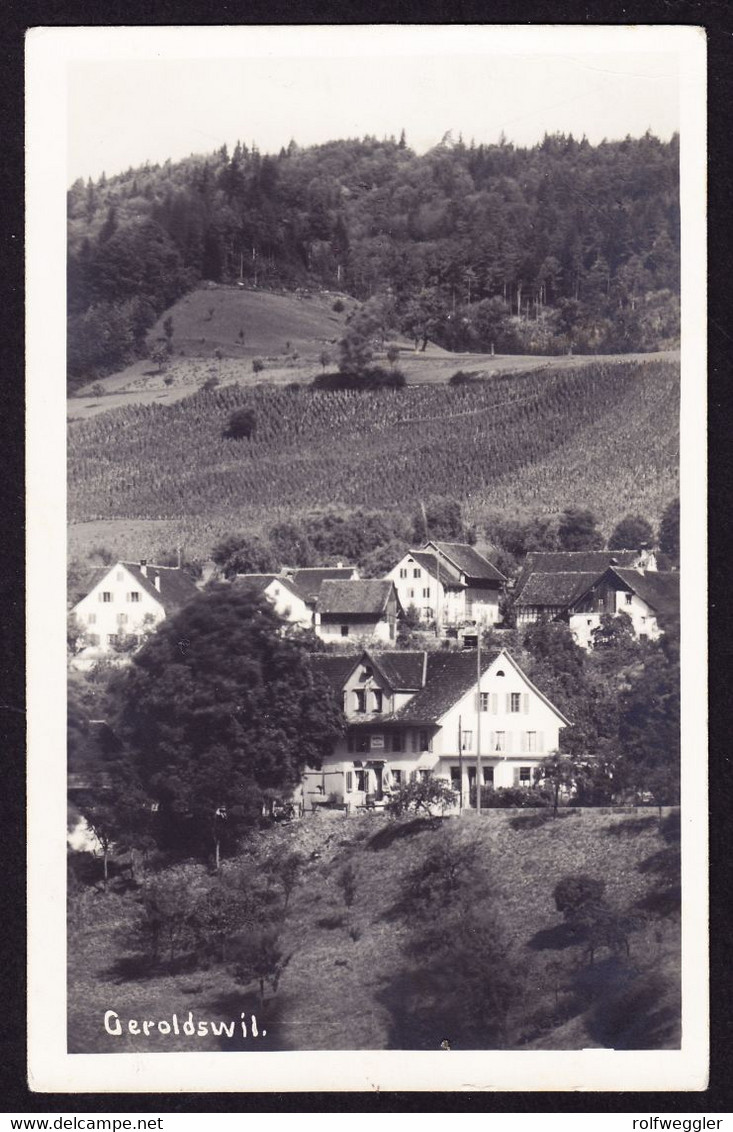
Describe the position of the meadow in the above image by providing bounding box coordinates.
[68,807,681,1053]
[68,357,679,562]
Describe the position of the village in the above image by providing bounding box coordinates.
[68,534,679,818]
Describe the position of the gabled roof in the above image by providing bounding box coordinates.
[402,550,462,587]
[515,550,642,597]
[288,567,358,603]
[310,654,362,690]
[427,541,506,583]
[75,561,198,612]
[318,579,397,618]
[370,651,426,691]
[514,572,602,609]
[234,573,308,603]
[121,563,200,611]
[393,649,502,724]
[604,568,679,620]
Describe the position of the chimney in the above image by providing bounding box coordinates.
[140,559,148,577]
[152,571,161,592]
[337,560,343,569]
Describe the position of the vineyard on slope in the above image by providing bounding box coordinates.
[68,359,679,547]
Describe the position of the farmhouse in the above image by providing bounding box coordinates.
[385,541,506,626]
[515,565,678,648]
[314,579,401,643]
[303,647,569,811]
[566,567,679,648]
[71,560,199,667]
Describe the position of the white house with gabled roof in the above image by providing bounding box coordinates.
[71,560,199,667]
[384,541,506,627]
[304,646,569,811]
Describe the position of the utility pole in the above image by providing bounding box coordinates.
[458,713,464,812]
[476,631,482,816]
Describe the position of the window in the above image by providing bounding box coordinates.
[519,767,532,786]
[494,731,505,752]
[413,568,421,578]
[625,592,633,605]
[461,730,473,751]
[340,624,349,637]
[355,769,367,791]
[116,571,124,582]
[87,613,96,625]
[356,735,370,753]
[346,771,354,792]
[106,633,118,646]
[510,693,521,713]
[399,567,407,578]
[496,669,505,677]
[117,613,128,626]
[391,731,403,753]
[409,588,415,600]
[410,731,418,753]
[128,591,141,603]
[373,690,383,713]
[479,692,489,712]
[483,766,494,786]
[526,732,537,753]
[355,690,366,713]
[418,729,431,751]
[422,587,431,599]
[100,592,112,603]
[392,768,403,786]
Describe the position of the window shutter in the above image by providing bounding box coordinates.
[523,693,529,714]
[410,769,417,783]
[489,731,494,752]
[491,693,498,714]
[538,731,545,753]
[513,766,520,786]
[520,732,527,754]
[506,732,514,754]
[505,693,510,713]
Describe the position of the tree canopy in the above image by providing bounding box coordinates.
[110,584,344,851]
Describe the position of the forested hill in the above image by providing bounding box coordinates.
[68,132,679,384]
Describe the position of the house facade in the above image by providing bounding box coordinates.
[314,579,401,643]
[71,560,199,667]
[385,541,505,627]
[303,647,569,812]
[234,573,313,628]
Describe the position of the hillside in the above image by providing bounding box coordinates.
[68,357,679,562]
[68,807,681,1052]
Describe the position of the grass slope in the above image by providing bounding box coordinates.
[68,358,679,561]
[68,808,680,1053]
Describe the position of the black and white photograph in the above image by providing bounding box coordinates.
[26,23,707,1093]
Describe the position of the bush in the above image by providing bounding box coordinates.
[224,407,257,440]
[469,786,552,809]
[332,299,345,313]
[311,366,406,392]
[449,370,482,386]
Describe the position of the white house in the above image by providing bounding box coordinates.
[234,573,313,629]
[303,646,570,811]
[515,564,678,649]
[314,579,401,643]
[566,567,679,648]
[513,549,657,600]
[71,560,199,667]
[385,541,505,626]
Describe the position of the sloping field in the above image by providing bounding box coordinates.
[68,807,680,1053]
[68,358,679,561]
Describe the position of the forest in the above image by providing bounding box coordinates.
[67,130,679,384]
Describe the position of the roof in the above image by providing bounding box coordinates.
[514,572,602,609]
[121,563,200,611]
[310,654,362,690]
[393,649,502,724]
[428,542,506,583]
[606,568,679,620]
[370,651,426,690]
[515,550,642,596]
[318,579,396,618]
[288,567,357,603]
[74,561,198,612]
[234,573,307,603]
